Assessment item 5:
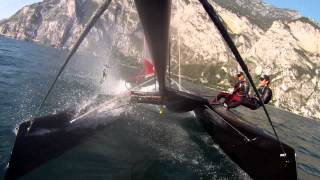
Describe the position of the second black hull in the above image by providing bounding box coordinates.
[194,105,297,180]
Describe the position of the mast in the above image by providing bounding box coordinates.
[134,0,171,96]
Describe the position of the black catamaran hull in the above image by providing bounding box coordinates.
[194,105,297,180]
[129,89,297,180]
[5,95,118,180]
[4,111,90,180]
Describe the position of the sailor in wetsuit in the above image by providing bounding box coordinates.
[230,75,273,110]
[212,72,249,106]
[100,64,111,84]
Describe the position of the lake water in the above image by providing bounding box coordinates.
[0,36,319,180]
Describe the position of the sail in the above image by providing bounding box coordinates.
[143,58,155,77]
[143,37,155,77]
[125,37,155,84]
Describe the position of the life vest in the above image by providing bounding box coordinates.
[256,86,272,104]
[233,80,249,97]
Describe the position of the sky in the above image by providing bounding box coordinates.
[0,0,42,20]
[264,0,320,22]
[0,0,319,22]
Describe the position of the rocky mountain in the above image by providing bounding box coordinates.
[0,0,319,120]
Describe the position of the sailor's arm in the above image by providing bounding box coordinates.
[244,81,250,95]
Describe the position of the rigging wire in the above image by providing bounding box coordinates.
[178,30,182,90]
[204,105,251,142]
[168,41,171,84]
[198,0,288,157]
[71,76,156,123]
[36,0,113,114]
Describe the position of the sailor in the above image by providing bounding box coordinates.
[212,71,249,106]
[100,64,111,84]
[229,75,273,110]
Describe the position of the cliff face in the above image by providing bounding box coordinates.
[0,0,121,48]
[0,0,319,120]
[169,1,320,119]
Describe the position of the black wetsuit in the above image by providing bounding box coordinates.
[231,86,272,110]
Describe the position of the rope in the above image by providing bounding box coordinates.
[170,78,188,92]
[205,105,251,142]
[70,102,130,123]
[198,0,287,157]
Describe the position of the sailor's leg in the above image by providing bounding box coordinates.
[226,95,242,109]
[212,92,230,103]
[227,101,241,109]
[241,98,260,110]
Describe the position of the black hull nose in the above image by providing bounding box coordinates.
[194,106,297,180]
[5,111,93,180]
